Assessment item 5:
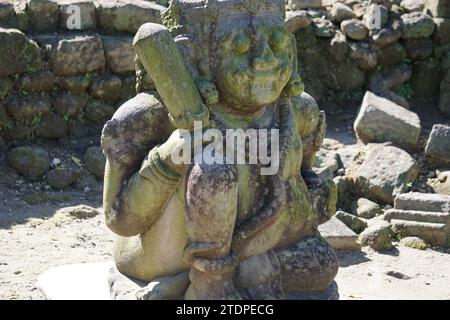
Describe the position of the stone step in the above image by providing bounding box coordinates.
[394,192,450,212]
[384,209,450,224]
[318,216,360,251]
[390,219,449,246]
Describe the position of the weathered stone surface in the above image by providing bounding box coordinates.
[400,0,425,12]
[27,0,59,32]
[377,42,407,66]
[90,75,122,101]
[85,101,115,123]
[0,1,15,28]
[341,18,368,40]
[358,222,393,251]
[353,144,419,203]
[95,0,164,34]
[401,12,435,38]
[384,208,450,224]
[354,92,421,149]
[18,71,56,93]
[439,73,450,115]
[0,28,43,76]
[313,18,335,38]
[333,60,365,91]
[425,125,450,164]
[410,60,441,100]
[433,18,450,45]
[285,10,312,33]
[352,198,383,219]
[55,204,100,221]
[35,113,68,139]
[391,219,449,245]
[6,95,51,121]
[404,38,433,60]
[84,146,105,179]
[0,78,13,101]
[331,2,356,23]
[318,216,360,251]
[58,0,97,30]
[102,36,135,75]
[288,0,323,10]
[424,0,450,18]
[47,165,81,189]
[348,41,378,70]
[53,94,86,117]
[59,75,91,94]
[368,64,413,108]
[120,76,136,100]
[394,192,450,212]
[399,236,428,249]
[46,34,105,76]
[335,211,367,234]
[7,146,50,180]
[313,148,340,179]
[329,30,347,63]
[37,262,114,300]
[372,19,403,47]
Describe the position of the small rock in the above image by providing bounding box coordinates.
[84,146,106,180]
[285,10,312,33]
[372,19,403,47]
[335,211,368,234]
[401,12,435,39]
[400,236,428,249]
[400,0,425,12]
[341,19,369,40]
[352,198,383,219]
[46,165,81,190]
[331,2,356,23]
[358,222,393,251]
[384,270,412,280]
[7,146,50,180]
[348,41,378,70]
[53,205,100,225]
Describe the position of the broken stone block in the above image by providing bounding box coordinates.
[318,216,360,251]
[354,91,421,150]
[0,28,43,76]
[358,222,393,251]
[102,36,135,75]
[395,192,450,212]
[353,144,419,204]
[391,219,449,245]
[95,0,164,34]
[335,211,368,234]
[341,18,368,40]
[7,146,50,180]
[425,124,450,164]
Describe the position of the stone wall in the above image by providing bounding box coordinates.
[0,0,449,144]
[287,0,450,113]
[0,0,165,142]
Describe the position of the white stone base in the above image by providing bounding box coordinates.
[37,262,114,300]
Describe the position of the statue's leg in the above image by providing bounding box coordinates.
[184,162,240,300]
[275,234,339,297]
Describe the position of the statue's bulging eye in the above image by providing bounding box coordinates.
[232,33,251,54]
[270,31,288,51]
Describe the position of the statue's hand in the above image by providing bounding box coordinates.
[156,129,203,175]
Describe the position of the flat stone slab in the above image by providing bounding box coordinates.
[319,216,361,251]
[37,262,114,300]
[394,192,450,212]
[425,124,450,164]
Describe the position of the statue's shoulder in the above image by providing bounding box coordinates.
[289,92,321,137]
[101,93,173,165]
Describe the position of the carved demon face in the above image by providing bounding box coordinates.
[213,13,295,113]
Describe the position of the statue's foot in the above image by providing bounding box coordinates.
[188,268,242,300]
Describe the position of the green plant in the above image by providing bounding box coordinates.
[30,112,43,125]
[395,82,414,100]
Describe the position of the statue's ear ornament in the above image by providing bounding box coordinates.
[197,79,219,106]
[283,73,305,97]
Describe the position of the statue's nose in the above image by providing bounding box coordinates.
[252,38,278,71]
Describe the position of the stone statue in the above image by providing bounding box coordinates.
[101,0,338,300]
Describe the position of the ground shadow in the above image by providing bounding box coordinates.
[336,250,371,268]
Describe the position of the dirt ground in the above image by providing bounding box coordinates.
[1,100,450,300]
